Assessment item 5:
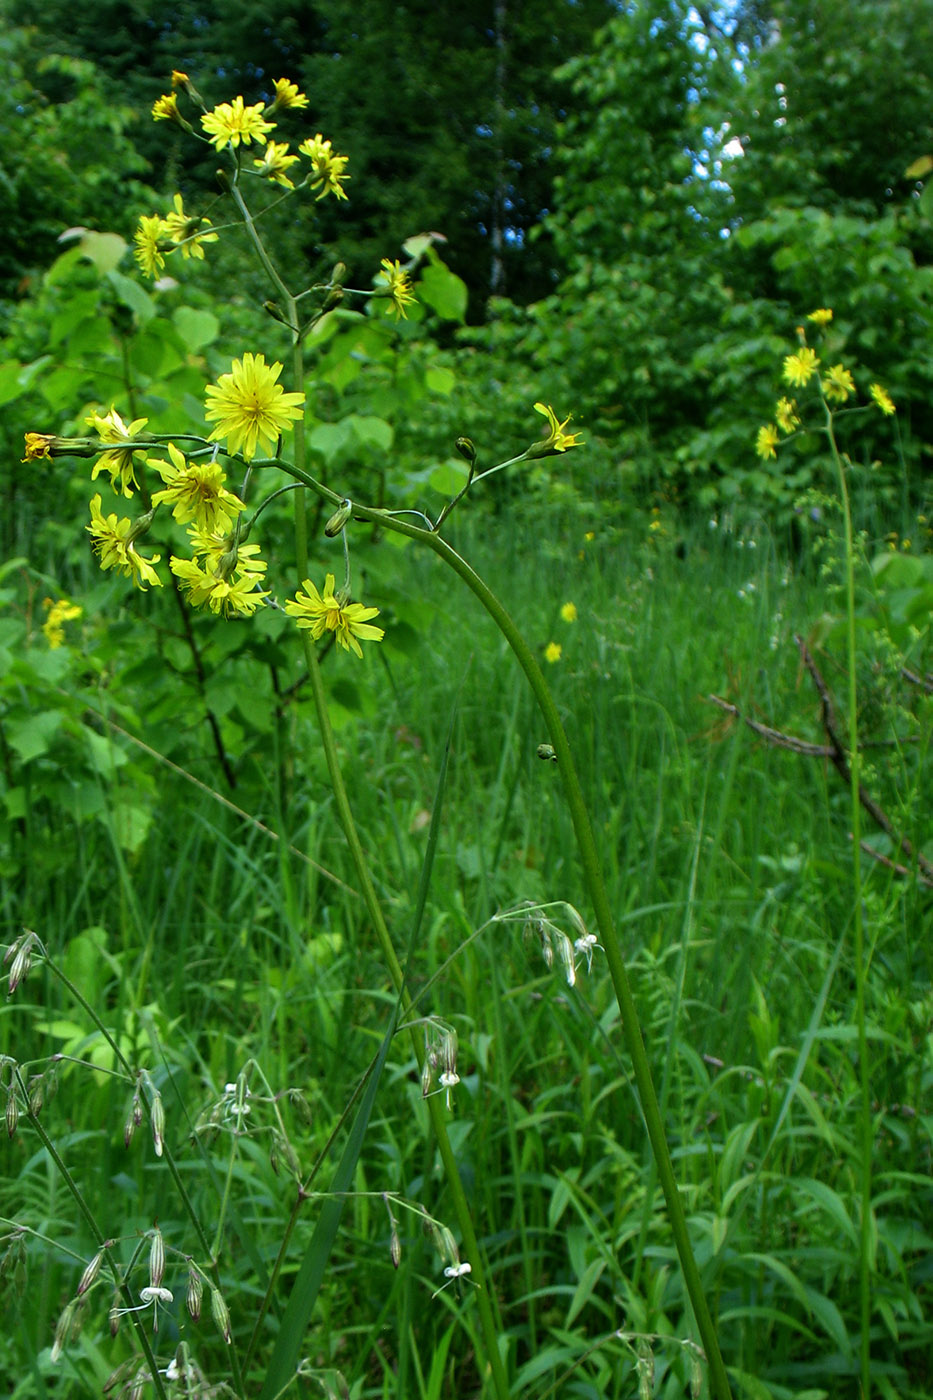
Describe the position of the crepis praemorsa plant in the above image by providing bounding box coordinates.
[15,71,738,1400]
[23,69,580,651]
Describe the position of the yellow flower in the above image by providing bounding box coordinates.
[544,641,562,664]
[170,537,268,618]
[204,352,305,460]
[134,215,168,278]
[162,194,218,260]
[285,573,384,658]
[86,494,162,590]
[821,363,855,403]
[775,397,800,434]
[151,443,245,532]
[530,402,584,455]
[756,424,780,460]
[23,432,55,462]
[560,601,577,623]
[269,78,309,111]
[870,382,896,415]
[86,407,150,497]
[253,141,301,188]
[806,308,833,326]
[152,93,181,122]
[377,258,416,318]
[42,598,82,649]
[201,97,275,151]
[782,348,820,388]
[298,134,350,200]
[584,531,595,542]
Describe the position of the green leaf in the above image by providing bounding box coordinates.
[0,361,25,407]
[6,711,63,762]
[173,306,220,353]
[425,365,456,395]
[77,231,127,274]
[417,261,468,323]
[106,270,156,325]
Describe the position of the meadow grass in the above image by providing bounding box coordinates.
[1,505,930,1399]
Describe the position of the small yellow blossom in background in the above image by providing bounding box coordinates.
[298,134,350,199]
[269,78,309,111]
[584,531,595,542]
[204,352,305,460]
[86,407,150,497]
[163,194,218,259]
[755,424,780,460]
[807,308,833,326]
[201,97,275,151]
[544,641,562,664]
[134,215,168,278]
[775,397,800,434]
[152,93,181,122]
[86,495,162,590]
[560,601,577,623]
[23,432,55,462]
[253,141,301,188]
[285,574,384,658]
[822,363,855,403]
[377,259,416,318]
[782,347,820,388]
[870,382,896,415]
[151,444,245,532]
[42,598,82,649]
[531,403,584,455]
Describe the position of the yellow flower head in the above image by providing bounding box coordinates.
[86,407,150,497]
[201,97,275,151]
[162,194,218,259]
[204,352,305,460]
[269,78,309,111]
[821,363,855,403]
[530,402,584,456]
[23,432,55,462]
[170,534,268,618]
[151,443,245,532]
[782,347,820,388]
[253,141,301,188]
[285,573,384,658]
[298,134,350,199]
[755,424,780,460]
[806,308,833,326]
[544,641,562,664]
[377,258,416,319]
[42,597,82,649]
[86,494,162,590]
[134,215,168,278]
[870,382,896,415]
[774,397,800,434]
[152,93,181,123]
[560,601,577,623]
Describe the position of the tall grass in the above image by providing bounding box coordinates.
[2,506,930,1398]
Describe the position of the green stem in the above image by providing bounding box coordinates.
[824,403,872,1400]
[267,459,732,1398]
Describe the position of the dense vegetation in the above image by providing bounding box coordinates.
[0,3,930,1399]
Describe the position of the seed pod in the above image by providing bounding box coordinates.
[210,1286,231,1344]
[150,1093,165,1158]
[186,1267,203,1322]
[6,1092,18,1139]
[77,1249,105,1297]
[148,1229,165,1290]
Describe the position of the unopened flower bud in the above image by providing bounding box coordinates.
[331,262,347,285]
[536,744,557,762]
[215,169,233,194]
[52,1298,78,1362]
[78,1248,106,1296]
[263,300,290,326]
[149,1229,165,1290]
[210,1286,232,1344]
[324,501,353,537]
[5,1092,18,1139]
[28,1075,44,1116]
[150,1092,165,1158]
[390,1225,401,1269]
[186,1267,203,1321]
[127,510,156,546]
[287,1088,313,1126]
[420,1059,433,1098]
[455,437,476,465]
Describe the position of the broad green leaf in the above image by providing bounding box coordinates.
[107,270,156,325]
[349,414,393,451]
[173,306,220,353]
[0,361,25,407]
[418,261,468,323]
[6,711,63,762]
[308,420,351,460]
[425,365,456,395]
[78,231,127,274]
